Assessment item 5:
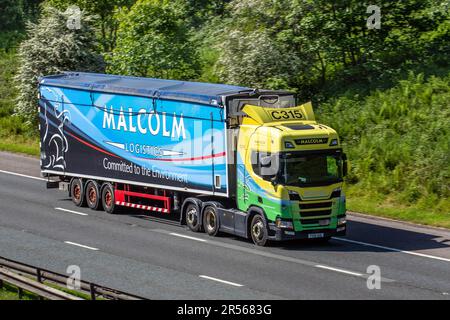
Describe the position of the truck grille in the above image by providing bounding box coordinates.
[300,209,331,217]
[299,201,332,219]
[300,218,330,226]
[299,201,332,210]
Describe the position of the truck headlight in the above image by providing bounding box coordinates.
[284,141,295,149]
[329,139,338,146]
[288,190,301,201]
[275,217,293,229]
[337,217,347,225]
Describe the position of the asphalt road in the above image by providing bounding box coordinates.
[0,151,449,299]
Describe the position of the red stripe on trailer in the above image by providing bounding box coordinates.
[114,188,171,211]
[115,201,169,213]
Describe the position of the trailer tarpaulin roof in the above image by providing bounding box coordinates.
[39,72,252,105]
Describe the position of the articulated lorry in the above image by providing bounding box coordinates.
[39,72,348,246]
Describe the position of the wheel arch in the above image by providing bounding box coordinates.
[180,197,203,225]
[246,205,270,238]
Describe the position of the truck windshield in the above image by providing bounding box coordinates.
[279,151,344,187]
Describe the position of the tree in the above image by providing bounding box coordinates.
[213,0,314,92]
[0,0,25,51]
[107,0,199,80]
[15,6,105,124]
[215,29,303,90]
[213,0,449,97]
[47,0,135,52]
[22,0,45,23]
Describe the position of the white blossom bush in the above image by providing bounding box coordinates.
[15,6,104,124]
[215,29,302,89]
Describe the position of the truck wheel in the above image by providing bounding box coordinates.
[70,178,86,207]
[185,202,201,232]
[203,205,220,237]
[250,214,269,246]
[101,183,117,214]
[85,181,101,210]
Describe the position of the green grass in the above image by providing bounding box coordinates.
[0,277,99,300]
[0,116,39,157]
[0,282,40,300]
[346,185,450,229]
[44,281,93,300]
[0,51,39,157]
[0,137,39,157]
[317,72,450,228]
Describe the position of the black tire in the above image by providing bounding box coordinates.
[203,205,220,237]
[85,180,101,210]
[70,178,86,207]
[250,214,269,246]
[101,183,117,214]
[185,202,202,232]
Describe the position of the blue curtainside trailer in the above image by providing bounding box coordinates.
[39,72,250,198]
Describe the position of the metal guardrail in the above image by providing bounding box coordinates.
[0,256,147,300]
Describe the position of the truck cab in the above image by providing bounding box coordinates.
[224,92,348,245]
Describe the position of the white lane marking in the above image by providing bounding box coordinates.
[315,265,363,277]
[55,207,88,216]
[199,275,244,287]
[333,237,450,263]
[0,169,45,181]
[64,241,99,251]
[170,232,207,242]
[151,229,394,282]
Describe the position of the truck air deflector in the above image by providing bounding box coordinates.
[39,72,251,106]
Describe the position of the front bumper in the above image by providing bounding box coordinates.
[268,224,346,241]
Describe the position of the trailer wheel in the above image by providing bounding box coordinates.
[70,178,86,207]
[250,214,269,246]
[101,183,117,214]
[85,181,101,211]
[185,202,201,232]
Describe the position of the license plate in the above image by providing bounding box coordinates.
[308,233,325,239]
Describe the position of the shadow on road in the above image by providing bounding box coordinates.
[272,220,450,255]
[79,202,450,256]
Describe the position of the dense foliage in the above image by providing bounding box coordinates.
[15,6,104,123]
[47,0,135,51]
[107,0,199,79]
[318,73,450,212]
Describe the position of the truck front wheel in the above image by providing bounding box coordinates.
[250,214,269,246]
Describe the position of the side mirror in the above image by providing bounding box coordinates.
[260,155,272,167]
[270,176,278,186]
[342,153,349,177]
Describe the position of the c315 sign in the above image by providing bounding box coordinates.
[270,110,303,120]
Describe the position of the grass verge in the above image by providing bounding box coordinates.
[346,186,450,229]
[0,282,40,300]
[0,137,39,157]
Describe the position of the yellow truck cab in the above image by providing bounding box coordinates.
[224,93,348,245]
